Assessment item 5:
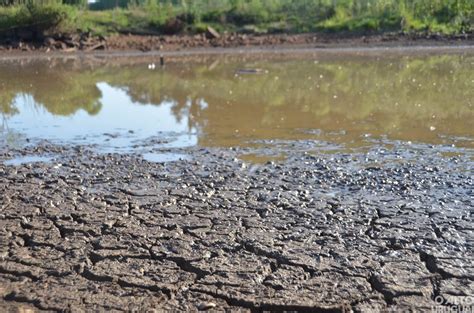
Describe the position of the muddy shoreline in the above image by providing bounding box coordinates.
[0,140,473,312]
[1,45,473,311]
[0,32,473,56]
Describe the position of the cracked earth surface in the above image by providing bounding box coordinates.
[0,144,473,312]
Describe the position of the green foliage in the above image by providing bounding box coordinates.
[63,0,87,8]
[0,0,473,35]
[316,0,473,33]
[0,2,77,34]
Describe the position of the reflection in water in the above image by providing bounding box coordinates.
[3,155,54,166]
[239,153,287,164]
[142,152,190,163]
[0,52,473,152]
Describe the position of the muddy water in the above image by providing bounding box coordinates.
[1,51,473,156]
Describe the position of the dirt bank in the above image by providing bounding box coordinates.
[0,32,473,54]
[0,142,473,312]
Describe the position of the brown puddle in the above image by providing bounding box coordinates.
[1,50,473,157]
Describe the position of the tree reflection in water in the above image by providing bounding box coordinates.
[1,52,473,148]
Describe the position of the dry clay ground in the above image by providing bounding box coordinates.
[0,143,473,312]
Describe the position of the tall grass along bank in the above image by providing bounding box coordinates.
[0,0,472,41]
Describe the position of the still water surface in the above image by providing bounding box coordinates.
[1,51,473,157]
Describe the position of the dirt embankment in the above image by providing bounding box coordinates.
[0,142,473,312]
[0,30,473,54]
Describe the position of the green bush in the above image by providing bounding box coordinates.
[0,3,76,35]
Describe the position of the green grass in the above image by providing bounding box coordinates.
[0,0,472,38]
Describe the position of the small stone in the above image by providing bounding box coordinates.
[43,37,56,46]
[103,220,114,228]
[196,302,217,311]
[206,26,220,39]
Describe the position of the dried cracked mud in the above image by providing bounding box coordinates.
[0,143,473,312]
